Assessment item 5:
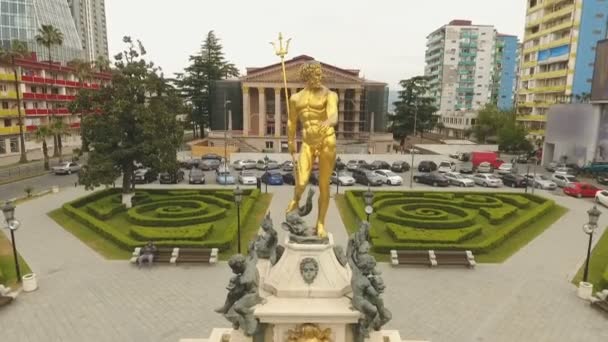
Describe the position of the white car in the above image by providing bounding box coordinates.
[551,173,577,188]
[596,190,608,207]
[477,162,493,173]
[373,170,403,185]
[497,163,515,175]
[524,174,557,190]
[443,172,475,187]
[437,161,456,173]
[554,166,575,175]
[331,170,355,186]
[238,171,258,185]
[472,173,503,187]
[233,159,257,170]
[52,161,81,175]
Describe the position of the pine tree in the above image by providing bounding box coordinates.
[176,31,239,137]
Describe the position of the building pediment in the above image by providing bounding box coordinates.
[242,55,365,85]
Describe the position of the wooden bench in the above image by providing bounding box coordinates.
[172,248,218,264]
[591,289,608,314]
[433,250,476,268]
[390,250,436,267]
[130,247,175,264]
[390,250,476,268]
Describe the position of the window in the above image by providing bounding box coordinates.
[0,139,5,154]
[9,137,18,153]
[1,102,8,109]
[265,141,274,149]
[30,86,37,93]
[3,119,10,127]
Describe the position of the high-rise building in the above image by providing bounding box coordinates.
[517,0,608,140]
[0,0,83,63]
[425,20,519,138]
[67,0,109,62]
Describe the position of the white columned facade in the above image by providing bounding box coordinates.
[354,88,362,133]
[338,89,345,135]
[242,86,250,136]
[274,88,281,137]
[258,87,266,136]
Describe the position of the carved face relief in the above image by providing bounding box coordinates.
[299,257,319,284]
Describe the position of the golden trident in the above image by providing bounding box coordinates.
[270,33,298,170]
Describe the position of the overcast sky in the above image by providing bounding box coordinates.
[105,0,526,89]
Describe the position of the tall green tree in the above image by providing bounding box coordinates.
[389,76,437,146]
[470,104,507,143]
[0,40,29,163]
[73,37,184,195]
[176,31,239,137]
[67,59,94,151]
[94,55,110,73]
[34,125,52,170]
[35,24,64,158]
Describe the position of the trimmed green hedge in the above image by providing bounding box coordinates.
[127,201,225,226]
[386,223,482,243]
[600,265,608,291]
[495,194,531,209]
[378,203,475,229]
[130,224,213,241]
[479,205,518,224]
[155,202,208,218]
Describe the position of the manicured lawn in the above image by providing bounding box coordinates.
[50,188,271,259]
[0,232,32,286]
[336,190,566,263]
[572,228,608,292]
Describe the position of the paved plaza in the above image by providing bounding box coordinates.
[1,184,608,342]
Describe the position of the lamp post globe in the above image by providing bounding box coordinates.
[234,186,243,253]
[363,186,374,221]
[2,201,21,283]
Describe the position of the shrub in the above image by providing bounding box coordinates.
[479,205,518,224]
[154,202,208,218]
[127,201,226,226]
[386,223,482,243]
[130,224,213,241]
[24,186,34,197]
[495,194,531,209]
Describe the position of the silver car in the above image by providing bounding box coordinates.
[551,173,576,188]
[331,170,355,186]
[233,159,257,170]
[525,174,557,190]
[52,162,81,175]
[477,162,493,173]
[444,172,475,187]
[472,173,503,187]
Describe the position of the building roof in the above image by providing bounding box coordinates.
[246,55,360,77]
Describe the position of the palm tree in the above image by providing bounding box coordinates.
[35,24,64,157]
[34,125,52,170]
[0,40,29,163]
[50,119,69,162]
[94,55,110,73]
[68,58,92,84]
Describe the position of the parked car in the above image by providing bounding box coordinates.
[524,174,557,190]
[596,190,608,207]
[281,161,294,171]
[256,159,280,170]
[458,153,470,162]
[352,169,383,186]
[133,168,157,184]
[449,152,460,159]
[564,182,600,198]
[501,173,527,188]
[233,159,257,170]
[497,163,516,175]
[582,161,608,174]
[545,161,559,172]
[334,159,346,171]
[216,171,236,185]
[459,162,474,174]
[406,148,420,154]
[368,160,391,171]
[551,173,577,188]
[238,171,258,185]
[417,160,437,172]
[347,160,368,171]
[261,170,284,185]
[188,168,205,184]
[52,161,81,175]
[159,170,185,184]
[443,172,475,187]
[516,154,529,164]
[413,172,449,187]
[200,159,221,171]
[472,173,503,187]
[437,161,456,173]
[390,161,410,173]
[373,170,403,185]
[282,172,296,185]
[597,173,608,185]
[180,158,201,169]
[477,162,493,173]
[201,153,222,161]
[331,170,355,186]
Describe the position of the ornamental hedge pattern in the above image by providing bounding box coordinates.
[344,190,557,254]
[62,188,262,250]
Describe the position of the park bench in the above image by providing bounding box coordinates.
[433,250,476,268]
[390,250,476,268]
[172,248,218,264]
[390,250,436,267]
[591,289,608,314]
[130,247,175,264]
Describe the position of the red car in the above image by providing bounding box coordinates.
[563,182,600,198]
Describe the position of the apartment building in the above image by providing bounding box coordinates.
[68,0,109,62]
[517,0,608,139]
[425,20,519,138]
[0,53,110,156]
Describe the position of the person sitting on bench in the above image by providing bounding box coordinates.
[137,241,157,267]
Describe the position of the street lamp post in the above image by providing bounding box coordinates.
[224,100,232,172]
[2,201,22,283]
[234,186,243,253]
[582,206,602,283]
[335,157,341,195]
[409,103,418,189]
[264,155,269,194]
[363,185,374,222]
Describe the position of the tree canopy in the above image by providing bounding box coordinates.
[72,37,184,194]
[471,104,532,153]
[389,76,438,145]
[175,31,239,137]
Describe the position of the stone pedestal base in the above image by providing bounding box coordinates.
[577,281,593,300]
[122,193,134,208]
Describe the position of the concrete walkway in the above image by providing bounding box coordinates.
[0,185,607,341]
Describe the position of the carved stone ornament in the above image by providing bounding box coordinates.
[299,257,319,285]
[286,323,332,342]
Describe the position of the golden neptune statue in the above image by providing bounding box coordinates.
[271,33,337,238]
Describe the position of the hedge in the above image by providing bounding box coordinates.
[154,202,208,218]
[495,194,531,209]
[129,224,213,241]
[127,201,226,226]
[86,201,126,220]
[386,223,482,243]
[600,265,608,291]
[479,205,518,224]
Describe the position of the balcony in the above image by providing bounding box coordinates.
[521,84,568,94]
[25,108,70,116]
[20,75,101,89]
[517,101,553,108]
[524,36,575,54]
[22,93,77,101]
[521,69,569,81]
[0,109,18,117]
[458,60,476,66]
[0,91,18,99]
[522,60,538,69]
[0,126,23,135]
[0,73,18,81]
[517,115,546,122]
[525,20,575,41]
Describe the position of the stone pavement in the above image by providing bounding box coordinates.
[0,184,607,342]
